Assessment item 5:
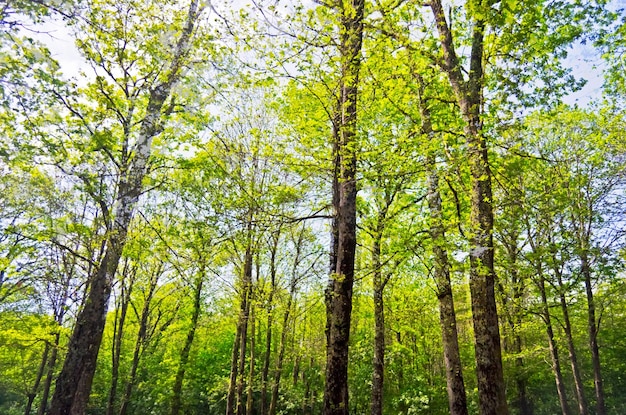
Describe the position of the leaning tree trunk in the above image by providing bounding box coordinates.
[226,317,243,415]
[48,4,200,413]
[430,1,508,413]
[236,247,253,415]
[323,0,364,414]
[427,158,469,415]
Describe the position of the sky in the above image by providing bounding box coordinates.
[28,2,613,107]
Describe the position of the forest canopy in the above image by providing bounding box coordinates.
[1,0,625,415]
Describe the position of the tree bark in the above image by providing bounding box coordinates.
[269,239,300,415]
[370,229,385,415]
[497,231,532,415]
[231,244,253,415]
[118,266,162,415]
[48,3,200,413]
[246,302,256,415]
[226,319,243,415]
[25,342,50,415]
[554,261,588,415]
[171,275,203,415]
[261,232,279,415]
[418,78,468,415]
[429,2,508,414]
[38,332,59,415]
[323,0,364,413]
[536,272,571,415]
[107,264,135,415]
[581,251,605,415]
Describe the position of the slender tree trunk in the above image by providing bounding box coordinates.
[107,268,134,415]
[226,321,243,415]
[38,331,59,415]
[261,306,272,415]
[323,1,364,413]
[171,276,203,415]
[260,234,279,415]
[581,251,605,415]
[370,200,395,415]
[48,5,200,413]
[417,78,469,415]
[498,235,532,415]
[25,342,50,415]
[269,261,299,415]
[428,165,470,415]
[118,270,160,415]
[536,272,571,415]
[555,265,588,415]
[302,375,311,415]
[430,2,507,413]
[236,246,254,415]
[370,233,385,415]
[246,303,256,415]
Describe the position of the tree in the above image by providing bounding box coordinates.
[45,1,207,413]
[324,1,365,413]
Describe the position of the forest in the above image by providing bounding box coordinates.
[1,0,625,414]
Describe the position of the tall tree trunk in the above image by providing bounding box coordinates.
[107,265,135,415]
[261,232,279,415]
[236,246,254,415]
[369,197,396,415]
[25,343,50,415]
[48,5,200,413]
[246,303,257,415]
[269,246,300,415]
[171,275,203,415]
[427,161,469,415]
[38,332,59,415]
[119,268,165,415]
[554,263,588,415]
[418,77,468,415]
[497,234,532,415]
[370,231,385,415]
[226,320,243,415]
[581,251,605,415]
[536,272,571,415]
[323,1,364,413]
[39,282,70,415]
[430,2,508,413]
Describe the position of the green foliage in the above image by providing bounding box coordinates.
[0,1,625,415]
